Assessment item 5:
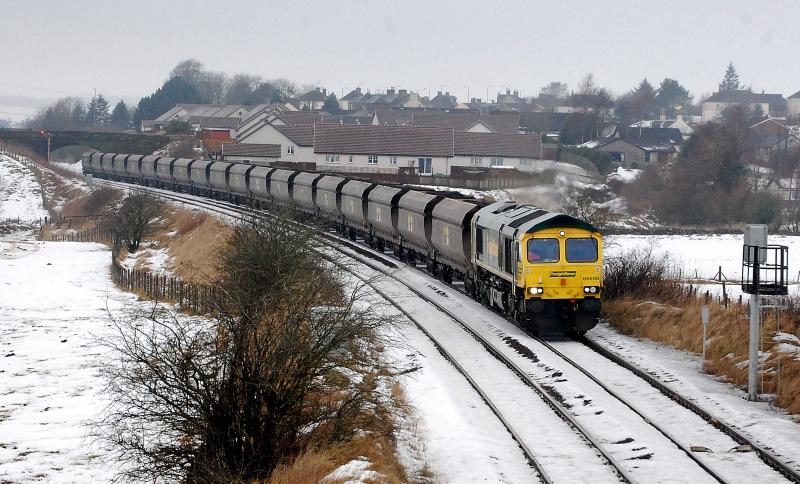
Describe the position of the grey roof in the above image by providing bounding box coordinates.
[296,88,327,102]
[592,137,676,153]
[704,90,769,104]
[189,116,240,129]
[222,143,281,158]
[614,126,683,145]
[342,88,364,101]
[374,110,520,134]
[790,90,800,100]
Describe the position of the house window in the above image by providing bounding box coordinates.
[609,152,624,162]
[644,152,651,163]
[349,155,354,163]
[490,157,504,166]
[390,156,398,165]
[418,157,432,174]
[326,154,340,163]
[470,156,482,165]
[287,145,295,154]
[368,155,379,164]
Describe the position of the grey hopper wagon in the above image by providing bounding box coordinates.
[101,153,117,175]
[397,191,442,255]
[431,198,480,274]
[209,162,234,194]
[190,160,214,191]
[90,152,103,173]
[367,185,407,242]
[140,156,160,182]
[112,154,129,177]
[268,169,297,203]
[172,158,195,188]
[228,164,256,198]
[315,175,348,218]
[340,180,376,230]
[156,157,177,184]
[125,155,145,179]
[292,172,324,212]
[248,166,273,201]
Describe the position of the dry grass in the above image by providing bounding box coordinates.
[604,298,800,415]
[155,209,232,282]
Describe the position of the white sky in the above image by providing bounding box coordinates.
[1,0,798,109]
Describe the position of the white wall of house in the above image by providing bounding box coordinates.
[702,101,770,122]
[465,122,494,133]
[788,98,800,118]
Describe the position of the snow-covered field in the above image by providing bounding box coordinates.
[606,233,800,298]
[0,155,49,222]
[0,237,127,482]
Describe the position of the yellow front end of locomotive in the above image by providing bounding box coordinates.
[517,228,603,300]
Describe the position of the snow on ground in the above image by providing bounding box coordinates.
[588,323,800,474]
[0,155,49,221]
[607,166,641,183]
[119,243,173,276]
[323,457,384,483]
[0,237,128,481]
[606,233,800,298]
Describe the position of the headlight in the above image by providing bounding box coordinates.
[529,287,544,295]
[583,286,599,294]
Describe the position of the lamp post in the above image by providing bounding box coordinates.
[39,129,51,162]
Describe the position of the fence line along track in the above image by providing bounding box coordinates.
[94,178,800,483]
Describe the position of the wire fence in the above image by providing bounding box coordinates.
[41,223,218,314]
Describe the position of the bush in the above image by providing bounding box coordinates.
[99,210,396,482]
[603,248,684,301]
[104,191,164,252]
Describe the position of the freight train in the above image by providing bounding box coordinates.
[82,152,603,334]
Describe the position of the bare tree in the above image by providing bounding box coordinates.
[540,81,568,98]
[105,192,164,252]
[563,185,614,231]
[98,211,396,482]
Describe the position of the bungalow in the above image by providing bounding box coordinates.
[235,122,542,175]
[581,137,676,169]
[294,87,328,110]
[141,103,250,131]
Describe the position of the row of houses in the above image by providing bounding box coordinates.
[225,107,542,175]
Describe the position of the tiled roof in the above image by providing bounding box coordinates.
[591,137,676,153]
[374,111,519,134]
[189,116,239,129]
[313,125,454,157]
[296,89,327,102]
[274,125,316,146]
[311,124,541,158]
[519,112,571,133]
[704,90,769,104]
[790,90,800,100]
[222,143,281,158]
[454,131,542,158]
[615,126,683,145]
[342,88,363,101]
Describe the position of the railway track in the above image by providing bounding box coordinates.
[95,179,800,483]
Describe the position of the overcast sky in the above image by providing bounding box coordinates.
[2,0,799,113]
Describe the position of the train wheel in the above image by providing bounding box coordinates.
[376,239,385,253]
[442,267,453,284]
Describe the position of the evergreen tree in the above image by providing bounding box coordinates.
[110,100,130,128]
[655,78,692,117]
[133,77,202,129]
[719,62,741,91]
[323,93,341,113]
[87,94,111,126]
[70,102,86,127]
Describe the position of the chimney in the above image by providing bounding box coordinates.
[445,91,449,96]
[315,87,321,92]
[322,88,327,96]
[437,91,442,96]
[399,89,408,96]
[506,88,511,95]
[387,88,395,95]
[513,90,519,97]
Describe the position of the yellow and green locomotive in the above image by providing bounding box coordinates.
[469,201,602,334]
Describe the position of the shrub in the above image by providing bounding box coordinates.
[603,248,684,301]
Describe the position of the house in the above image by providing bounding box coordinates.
[519,112,571,140]
[631,115,695,139]
[141,104,250,131]
[189,116,240,151]
[750,118,800,162]
[429,91,458,109]
[236,121,542,175]
[220,142,281,165]
[788,90,800,119]
[340,88,363,111]
[372,110,520,134]
[580,127,681,169]
[294,87,329,110]
[701,90,771,123]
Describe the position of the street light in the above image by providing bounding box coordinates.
[39,129,51,163]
